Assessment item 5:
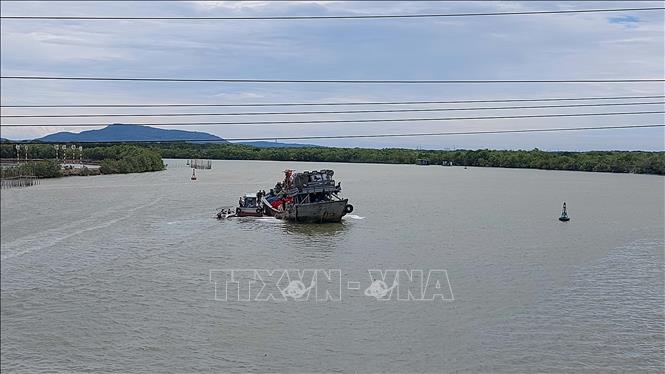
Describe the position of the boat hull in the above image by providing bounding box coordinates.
[278,199,349,223]
[236,207,263,217]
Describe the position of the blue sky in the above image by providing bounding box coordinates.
[1,1,663,150]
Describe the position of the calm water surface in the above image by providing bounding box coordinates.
[1,160,664,373]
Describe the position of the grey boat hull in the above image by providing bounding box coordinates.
[278,199,349,223]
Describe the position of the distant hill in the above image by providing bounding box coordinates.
[236,141,323,148]
[29,124,322,148]
[37,124,228,143]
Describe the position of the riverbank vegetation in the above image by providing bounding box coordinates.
[84,145,165,174]
[0,144,164,178]
[1,160,63,179]
[154,143,665,175]
[1,143,663,175]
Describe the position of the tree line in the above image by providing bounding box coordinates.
[154,143,665,175]
[1,160,63,179]
[0,144,164,177]
[1,142,663,175]
[85,145,165,174]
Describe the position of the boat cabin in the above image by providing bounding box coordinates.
[240,194,258,208]
[236,193,264,217]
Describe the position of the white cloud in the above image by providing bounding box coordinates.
[189,1,336,11]
[0,1,663,149]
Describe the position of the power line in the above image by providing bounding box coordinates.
[3,101,663,118]
[198,124,665,142]
[2,110,662,127]
[3,95,664,109]
[3,124,662,144]
[2,76,662,84]
[1,7,662,20]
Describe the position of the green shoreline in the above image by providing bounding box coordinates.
[1,145,164,179]
[2,143,664,176]
[154,143,665,175]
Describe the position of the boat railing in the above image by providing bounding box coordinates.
[286,185,341,195]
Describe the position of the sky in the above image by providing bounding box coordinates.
[0,0,663,150]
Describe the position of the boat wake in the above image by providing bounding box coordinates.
[1,197,162,261]
[254,217,284,224]
[343,214,365,220]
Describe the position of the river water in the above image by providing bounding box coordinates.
[1,160,663,373]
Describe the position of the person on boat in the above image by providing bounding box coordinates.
[238,197,244,207]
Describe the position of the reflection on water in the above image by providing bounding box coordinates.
[281,221,349,261]
[281,221,348,237]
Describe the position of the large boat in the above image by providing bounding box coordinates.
[235,194,264,217]
[263,169,353,223]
